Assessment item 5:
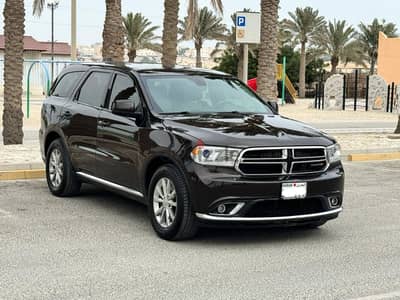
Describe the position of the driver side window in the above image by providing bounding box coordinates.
[109,74,142,112]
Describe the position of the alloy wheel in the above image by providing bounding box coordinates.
[153,177,177,228]
[49,148,64,188]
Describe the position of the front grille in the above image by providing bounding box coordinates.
[236,147,328,176]
[246,198,324,217]
[242,149,285,160]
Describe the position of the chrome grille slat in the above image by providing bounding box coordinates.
[235,146,329,176]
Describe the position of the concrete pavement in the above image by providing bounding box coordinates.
[0,160,399,299]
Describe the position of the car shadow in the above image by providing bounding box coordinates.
[78,184,149,224]
[77,184,337,245]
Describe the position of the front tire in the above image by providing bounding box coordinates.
[148,164,198,241]
[46,139,81,197]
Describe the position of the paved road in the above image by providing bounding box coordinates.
[1,161,400,299]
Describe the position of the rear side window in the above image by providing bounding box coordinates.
[78,72,112,108]
[52,71,84,97]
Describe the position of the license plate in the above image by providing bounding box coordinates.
[281,182,307,200]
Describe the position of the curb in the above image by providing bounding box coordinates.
[0,169,45,181]
[347,152,400,162]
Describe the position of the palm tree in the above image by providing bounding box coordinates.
[102,0,125,62]
[123,13,160,63]
[162,0,223,68]
[358,19,398,74]
[179,7,227,68]
[257,0,280,100]
[2,0,25,145]
[282,7,325,98]
[317,20,365,74]
[33,0,125,62]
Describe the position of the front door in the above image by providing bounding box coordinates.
[96,73,143,191]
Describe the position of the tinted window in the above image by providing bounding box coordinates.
[78,72,112,107]
[52,72,84,97]
[142,75,272,114]
[109,74,142,112]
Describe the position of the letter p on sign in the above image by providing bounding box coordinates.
[237,16,246,27]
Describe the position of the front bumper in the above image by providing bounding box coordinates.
[186,162,345,225]
[196,207,342,223]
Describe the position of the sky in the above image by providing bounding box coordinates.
[0,0,399,47]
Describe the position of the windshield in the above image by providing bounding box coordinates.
[142,75,273,115]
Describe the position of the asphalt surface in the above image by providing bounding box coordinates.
[1,161,400,299]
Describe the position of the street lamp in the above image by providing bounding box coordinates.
[48,0,59,81]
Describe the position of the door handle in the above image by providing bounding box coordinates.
[98,120,111,127]
[63,111,72,119]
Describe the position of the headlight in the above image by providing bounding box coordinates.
[327,144,341,163]
[190,145,241,167]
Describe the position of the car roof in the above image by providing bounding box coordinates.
[64,62,230,77]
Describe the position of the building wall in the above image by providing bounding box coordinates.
[377,32,400,84]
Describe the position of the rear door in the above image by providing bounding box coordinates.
[96,72,143,191]
[63,70,112,175]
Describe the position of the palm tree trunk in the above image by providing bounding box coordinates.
[128,49,137,63]
[331,56,339,74]
[299,41,306,98]
[162,0,179,68]
[195,43,202,68]
[257,0,280,100]
[395,115,400,134]
[102,0,125,62]
[2,0,25,145]
[370,58,376,75]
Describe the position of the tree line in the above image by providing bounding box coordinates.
[215,7,398,99]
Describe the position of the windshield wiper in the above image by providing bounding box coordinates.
[202,111,251,118]
[158,111,199,116]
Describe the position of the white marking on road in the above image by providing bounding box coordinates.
[349,291,400,300]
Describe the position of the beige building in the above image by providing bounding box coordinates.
[377,32,400,84]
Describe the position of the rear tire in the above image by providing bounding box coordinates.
[46,139,81,197]
[148,164,198,241]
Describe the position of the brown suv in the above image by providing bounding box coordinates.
[39,63,344,240]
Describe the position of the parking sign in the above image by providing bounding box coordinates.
[237,16,246,27]
[235,12,261,44]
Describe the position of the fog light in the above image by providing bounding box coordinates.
[328,196,340,207]
[217,204,226,214]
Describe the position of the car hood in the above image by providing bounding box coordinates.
[162,114,336,148]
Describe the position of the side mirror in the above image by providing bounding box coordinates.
[268,101,279,114]
[112,99,143,121]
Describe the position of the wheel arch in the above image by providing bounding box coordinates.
[44,128,68,156]
[144,154,187,199]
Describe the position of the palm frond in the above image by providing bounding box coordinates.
[123,12,160,61]
[33,0,46,16]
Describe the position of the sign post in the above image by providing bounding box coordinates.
[243,44,249,83]
[281,56,286,105]
[236,12,261,82]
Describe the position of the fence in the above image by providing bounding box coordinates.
[314,69,398,113]
[0,59,77,97]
